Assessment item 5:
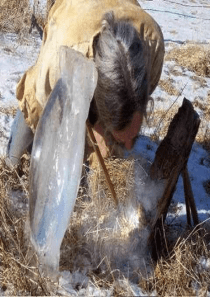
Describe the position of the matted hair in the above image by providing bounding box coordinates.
[89,11,150,132]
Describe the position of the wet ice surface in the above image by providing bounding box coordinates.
[29,48,97,277]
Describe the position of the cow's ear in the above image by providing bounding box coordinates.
[92,32,101,58]
[101,11,115,33]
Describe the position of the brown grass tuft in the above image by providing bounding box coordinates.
[149,91,210,149]
[0,156,56,295]
[166,44,210,77]
[159,78,180,96]
[191,75,207,88]
[193,92,210,151]
[60,158,147,276]
[89,157,135,208]
[149,104,180,141]
[168,65,183,77]
[0,106,18,118]
[0,0,31,34]
[0,0,55,35]
[141,227,210,296]
[1,155,210,295]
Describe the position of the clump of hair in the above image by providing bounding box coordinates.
[93,11,149,132]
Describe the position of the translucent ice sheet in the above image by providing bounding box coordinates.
[29,47,97,276]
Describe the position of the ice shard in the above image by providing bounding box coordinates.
[6,109,34,167]
[29,46,98,276]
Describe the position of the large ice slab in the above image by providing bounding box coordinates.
[29,47,97,277]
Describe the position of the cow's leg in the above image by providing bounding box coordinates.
[6,109,34,167]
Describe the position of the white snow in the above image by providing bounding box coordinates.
[0,0,209,228]
[141,0,210,44]
[0,0,210,294]
[131,0,210,229]
[0,32,41,156]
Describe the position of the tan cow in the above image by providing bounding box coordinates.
[6,0,165,275]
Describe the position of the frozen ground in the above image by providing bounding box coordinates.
[133,0,210,229]
[0,0,210,295]
[0,32,41,156]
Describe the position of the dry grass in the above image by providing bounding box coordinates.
[165,44,210,77]
[0,0,31,34]
[169,30,177,35]
[88,157,135,207]
[159,78,180,96]
[167,65,183,77]
[148,91,210,151]
[191,75,207,88]
[193,91,210,152]
[60,158,148,280]
[141,227,210,296]
[0,156,55,295]
[0,155,210,295]
[0,106,18,118]
[149,104,180,141]
[0,0,54,35]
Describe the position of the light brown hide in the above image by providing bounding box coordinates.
[16,0,164,132]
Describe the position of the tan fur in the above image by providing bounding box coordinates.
[16,0,164,133]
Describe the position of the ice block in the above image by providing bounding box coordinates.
[29,47,98,276]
